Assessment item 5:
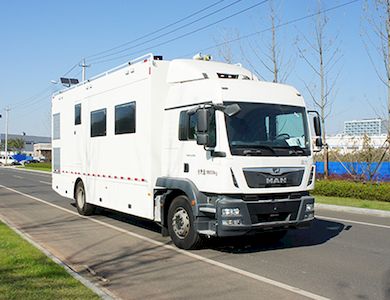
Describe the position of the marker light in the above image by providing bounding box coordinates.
[308,166,315,185]
[222,219,241,226]
[304,212,314,219]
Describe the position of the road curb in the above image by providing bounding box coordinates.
[315,203,390,218]
[0,214,118,300]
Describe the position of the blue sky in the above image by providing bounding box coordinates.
[0,0,387,137]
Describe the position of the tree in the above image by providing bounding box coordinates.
[362,0,390,135]
[8,138,25,153]
[361,0,390,179]
[247,0,292,83]
[214,28,240,64]
[297,1,342,178]
[213,1,292,83]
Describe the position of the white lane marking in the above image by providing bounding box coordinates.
[39,181,51,185]
[317,215,390,230]
[28,173,51,178]
[8,168,51,177]
[13,175,24,179]
[0,184,328,300]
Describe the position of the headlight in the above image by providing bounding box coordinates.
[222,208,240,216]
[305,203,314,212]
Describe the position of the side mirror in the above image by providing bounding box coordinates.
[308,110,323,152]
[223,104,241,117]
[196,109,210,146]
[308,110,322,137]
[313,115,322,137]
[197,133,209,145]
[196,108,209,133]
[315,137,323,147]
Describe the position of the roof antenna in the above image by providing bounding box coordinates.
[80,58,91,82]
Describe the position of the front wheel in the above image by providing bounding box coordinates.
[167,195,203,250]
[75,181,95,216]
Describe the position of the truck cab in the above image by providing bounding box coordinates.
[157,58,322,248]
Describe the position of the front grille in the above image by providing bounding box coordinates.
[243,167,304,188]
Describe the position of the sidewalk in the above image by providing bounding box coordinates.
[315,203,390,218]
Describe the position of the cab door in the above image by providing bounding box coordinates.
[178,108,218,187]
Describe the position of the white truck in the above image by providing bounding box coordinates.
[52,53,323,249]
[0,155,17,165]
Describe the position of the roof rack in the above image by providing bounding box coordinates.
[54,53,154,96]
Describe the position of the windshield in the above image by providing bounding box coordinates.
[225,102,310,156]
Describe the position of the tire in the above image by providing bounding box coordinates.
[75,181,95,216]
[167,195,203,250]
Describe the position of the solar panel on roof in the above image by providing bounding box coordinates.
[60,77,70,86]
[60,77,79,87]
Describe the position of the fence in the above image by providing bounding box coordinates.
[315,161,390,181]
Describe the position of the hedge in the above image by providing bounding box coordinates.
[312,180,390,202]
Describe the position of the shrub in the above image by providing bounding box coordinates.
[24,162,51,171]
[312,179,390,202]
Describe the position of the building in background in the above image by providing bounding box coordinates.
[323,118,389,153]
[344,118,387,136]
[33,143,52,161]
[327,134,388,153]
[0,133,50,155]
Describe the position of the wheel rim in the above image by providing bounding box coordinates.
[76,188,85,209]
[172,207,190,239]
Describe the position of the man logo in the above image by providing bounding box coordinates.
[266,177,287,184]
[272,168,281,174]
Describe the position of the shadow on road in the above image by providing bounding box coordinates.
[207,218,346,253]
[83,203,346,253]
[89,205,162,234]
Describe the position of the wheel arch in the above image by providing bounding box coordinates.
[155,177,207,229]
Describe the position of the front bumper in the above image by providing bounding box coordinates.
[197,195,314,237]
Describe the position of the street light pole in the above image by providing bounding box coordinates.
[4,107,10,165]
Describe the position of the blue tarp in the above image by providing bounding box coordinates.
[11,154,33,162]
[316,161,390,181]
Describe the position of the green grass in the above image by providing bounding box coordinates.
[21,162,52,172]
[315,195,390,212]
[0,222,100,300]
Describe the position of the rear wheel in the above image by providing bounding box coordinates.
[167,195,202,250]
[75,181,95,216]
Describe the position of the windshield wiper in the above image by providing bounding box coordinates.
[275,145,308,155]
[242,149,263,156]
[232,145,276,155]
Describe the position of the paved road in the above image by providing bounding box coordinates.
[0,167,389,300]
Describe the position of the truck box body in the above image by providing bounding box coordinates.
[52,54,319,249]
[52,55,171,219]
